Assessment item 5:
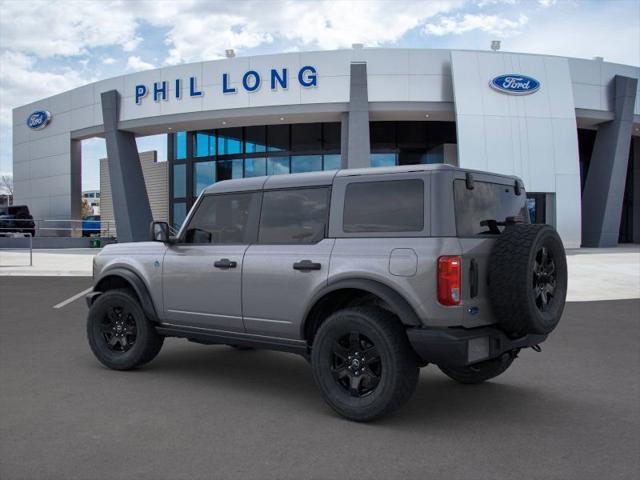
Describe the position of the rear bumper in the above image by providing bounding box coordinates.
[406,326,547,367]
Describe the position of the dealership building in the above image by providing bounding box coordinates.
[11,47,640,248]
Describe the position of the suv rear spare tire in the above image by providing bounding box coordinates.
[488,224,567,337]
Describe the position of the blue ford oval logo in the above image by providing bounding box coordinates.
[490,74,540,95]
[26,110,52,130]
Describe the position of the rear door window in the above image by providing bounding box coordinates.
[454,180,529,236]
[343,179,424,233]
[258,188,330,244]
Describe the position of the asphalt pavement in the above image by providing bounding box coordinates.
[0,277,638,480]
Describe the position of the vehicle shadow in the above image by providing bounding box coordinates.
[135,342,578,428]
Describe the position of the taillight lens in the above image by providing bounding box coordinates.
[438,256,461,306]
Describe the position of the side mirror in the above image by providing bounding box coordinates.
[150,221,170,243]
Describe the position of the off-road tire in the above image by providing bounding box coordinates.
[439,353,515,384]
[311,307,419,422]
[87,289,164,370]
[488,224,567,336]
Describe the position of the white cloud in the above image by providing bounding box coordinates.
[0,0,142,58]
[126,56,155,72]
[0,0,638,176]
[126,0,464,65]
[0,51,93,172]
[0,51,89,124]
[424,13,529,37]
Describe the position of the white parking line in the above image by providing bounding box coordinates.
[53,287,93,309]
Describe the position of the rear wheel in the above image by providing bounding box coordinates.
[87,289,164,370]
[439,353,515,384]
[311,307,419,422]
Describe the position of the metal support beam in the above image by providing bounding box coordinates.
[346,63,370,169]
[101,90,153,242]
[633,136,640,243]
[581,75,638,247]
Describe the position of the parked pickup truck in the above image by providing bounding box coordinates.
[0,205,35,237]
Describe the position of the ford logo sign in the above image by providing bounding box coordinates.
[490,74,540,95]
[26,110,52,130]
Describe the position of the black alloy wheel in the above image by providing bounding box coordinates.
[532,246,556,312]
[100,305,137,352]
[331,332,382,398]
[311,307,419,422]
[87,289,164,370]
[488,223,567,336]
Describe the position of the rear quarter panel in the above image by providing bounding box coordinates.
[328,237,466,327]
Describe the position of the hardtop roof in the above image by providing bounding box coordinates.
[201,164,521,195]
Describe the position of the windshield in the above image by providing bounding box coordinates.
[454,179,529,236]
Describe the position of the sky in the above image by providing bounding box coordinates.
[0,0,639,192]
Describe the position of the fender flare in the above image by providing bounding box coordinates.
[92,267,159,322]
[302,278,422,339]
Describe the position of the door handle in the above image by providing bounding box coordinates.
[214,258,237,269]
[293,260,321,271]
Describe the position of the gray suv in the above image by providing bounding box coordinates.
[86,164,567,421]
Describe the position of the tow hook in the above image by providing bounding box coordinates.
[531,344,542,353]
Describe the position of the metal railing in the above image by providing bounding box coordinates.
[0,218,116,237]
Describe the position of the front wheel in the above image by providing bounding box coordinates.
[87,289,164,370]
[438,353,515,384]
[311,307,419,422]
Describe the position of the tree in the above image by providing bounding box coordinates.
[81,198,92,218]
[0,174,13,197]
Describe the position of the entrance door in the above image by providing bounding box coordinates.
[163,191,260,332]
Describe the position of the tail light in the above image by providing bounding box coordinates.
[438,256,461,306]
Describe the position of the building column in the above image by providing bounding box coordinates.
[101,90,153,243]
[633,136,640,243]
[346,62,370,169]
[69,139,82,237]
[581,75,638,247]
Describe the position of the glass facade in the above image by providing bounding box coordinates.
[369,121,456,166]
[168,120,457,228]
[169,122,342,227]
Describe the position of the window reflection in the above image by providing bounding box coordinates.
[175,131,187,160]
[267,157,290,175]
[291,155,322,173]
[244,158,267,177]
[172,202,186,230]
[217,159,243,181]
[218,128,243,155]
[194,161,216,196]
[195,131,215,157]
[370,153,397,168]
[245,126,267,153]
[173,164,186,198]
[323,154,341,170]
